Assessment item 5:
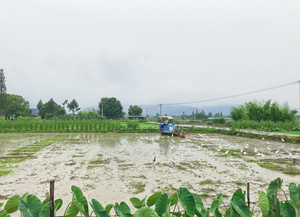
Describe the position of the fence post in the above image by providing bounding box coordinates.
[50,179,55,217]
[247,183,250,208]
[273,179,278,217]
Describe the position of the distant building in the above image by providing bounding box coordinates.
[124,115,146,120]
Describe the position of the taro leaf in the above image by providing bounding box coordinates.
[155,194,170,217]
[258,191,269,217]
[170,194,178,207]
[39,199,63,217]
[42,199,49,206]
[135,207,159,217]
[90,199,107,217]
[105,204,114,215]
[230,195,251,217]
[0,203,3,208]
[0,211,10,217]
[71,185,89,217]
[288,184,300,217]
[289,183,300,202]
[147,192,162,207]
[177,188,195,217]
[54,199,63,212]
[233,188,245,201]
[21,193,29,202]
[114,202,132,217]
[18,195,43,217]
[130,197,146,209]
[209,194,222,214]
[214,208,222,217]
[4,195,20,214]
[193,194,206,217]
[65,203,79,217]
[267,178,283,198]
[280,201,295,217]
[171,212,181,217]
[39,202,50,217]
[267,197,281,217]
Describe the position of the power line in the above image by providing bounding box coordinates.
[123,80,299,108]
[163,81,298,105]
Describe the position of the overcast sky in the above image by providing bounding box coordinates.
[1,0,300,112]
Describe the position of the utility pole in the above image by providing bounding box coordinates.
[298,80,300,114]
[159,104,162,116]
[101,104,104,117]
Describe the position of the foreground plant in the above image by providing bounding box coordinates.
[0,178,299,217]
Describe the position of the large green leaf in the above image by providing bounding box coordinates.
[230,196,251,217]
[258,191,269,217]
[105,204,114,215]
[39,203,50,217]
[130,197,146,209]
[71,185,89,217]
[193,194,206,217]
[0,211,10,217]
[209,194,222,214]
[114,202,132,217]
[232,188,245,201]
[135,207,159,217]
[65,203,79,217]
[21,193,29,201]
[155,194,170,217]
[4,195,20,214]
[18,195,43,217]
[289,183,300,202]
[267,178,283,198]
[177,188,195,217]
[170,194,178,207]
[90,199,107,217]
[147,192,162,207]
[267,197,281,217]
[39,199,63,217]
[0,203,3,208]
[280,201,295,217]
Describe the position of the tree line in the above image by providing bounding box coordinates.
[0,69,144,119]
[231,100,298,122]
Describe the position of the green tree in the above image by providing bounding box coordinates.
[231,100,297,122]
[4,94,31,118]
[67,99,81,117]
[78,109,101,119]
[37,100,43,110]
[0,69,7,116]
[128,105,143,116]
[99,97,123,119]
[38,98,66,119]
[194,110,208,119]
[230,106,248,121]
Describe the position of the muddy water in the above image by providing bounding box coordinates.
[0,133,299,215]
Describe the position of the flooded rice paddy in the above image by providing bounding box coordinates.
[0,133,299,214]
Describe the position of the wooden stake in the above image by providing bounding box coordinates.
[50,179,55,217]
[273,179,278,217]
[247,183,250,208]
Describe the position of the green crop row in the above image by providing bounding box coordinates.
[0,119,121,133]
[0,178,299,217]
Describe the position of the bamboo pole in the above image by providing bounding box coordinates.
[247,183,250,208]
[50,179,55,217]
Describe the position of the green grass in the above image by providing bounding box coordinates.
[199,179,213,185]
[277,131,300,135]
